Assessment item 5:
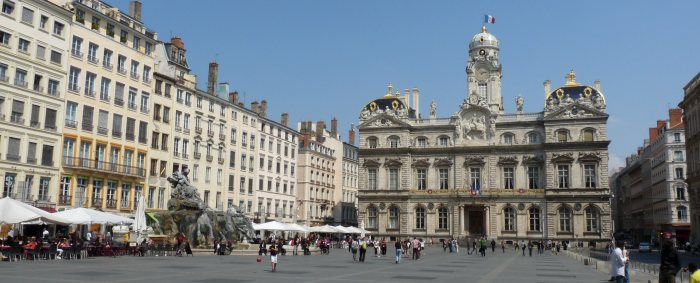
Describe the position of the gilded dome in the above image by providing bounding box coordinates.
[469,26,499,50]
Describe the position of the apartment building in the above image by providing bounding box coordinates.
[336,131,359,226]
[54,0,155,215]
[297,120,343,226]
[0,0,71,211]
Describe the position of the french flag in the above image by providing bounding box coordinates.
[484,14,496,24]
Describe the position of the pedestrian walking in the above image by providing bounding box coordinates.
[491,239,496,253]
[610,241,627,283]
[359,238,367,262]
[471,239,477,255]
[445,239,451,253]
[528,241,533,257]
[622,242,630,283]
[269,244,278,272]
[411,237,420,260]
[453,238,459,253]
[659,239,681,283]
[395,239,402,264]
[521,241,526,256]
[351,238,358,262]
[479,237,487,257]
[501,240,505,253]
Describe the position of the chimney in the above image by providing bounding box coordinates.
[331,117,338,137]
[228,91,239,104]
[207,61,218,95]
[170,37,185,49]
[594,80,601,91]
[544,80,551,98]
[649,127,658,142]
[281,113,289,127]
[251,101,259,114]
[669,108,683,129]
[348,124,355,145]
[316,121,325,140]
[238,102,244,107]
[404,89,410,112]
[260,100,268,118]
[412,88,420,117]
[128,0,142,22]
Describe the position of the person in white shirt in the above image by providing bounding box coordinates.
[86,231,92,241]
[42,228,49,239]
[8,228,14,238]
[611,241,628,283]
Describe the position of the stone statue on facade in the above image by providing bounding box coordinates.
[546,97,558,110]
[430,100,437,118]
[516,95,524,112]
[593,94,605,110]
[360,107,371,119]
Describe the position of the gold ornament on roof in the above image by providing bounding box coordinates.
[583,87,593,97]
[481,26,487,33]
[556,88,565,100]
[369,102,378,111]
[385,82,394,97]
[392,100,399,109]
[565,69,580,86]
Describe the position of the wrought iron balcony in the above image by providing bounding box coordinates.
[62,156,146,178]
[59,194,72,205]
[105,198,117,209]
[91,198,103,208]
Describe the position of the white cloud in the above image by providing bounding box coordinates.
[608,153,626,174]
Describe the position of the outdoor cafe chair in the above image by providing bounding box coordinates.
[7,244,22,262]
[164,244,172,256]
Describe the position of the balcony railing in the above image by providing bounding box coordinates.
[218,157,224,164]
[130,72,139,80]
[65,119,77,129]
[82,122,93,132]
[30,120,40,128]
[117,67,127,75]
[206,155,213,162]
[128,103,137,110]
[195,127,202,134]
[112,130,121,138]
[85,89,95,98]
[26,157,37,164]
[219,134,226,141]
[68,84,80,93]
[208,130,214,137]
[37,195,51,202]
[62,156,146,178]
[97,126,108,135]
[120,200,131,209]
[194,152,201,159]
[59,194,72,205]
[103,62,113,70]
[126,133,135,141]
[10,114,24,124]
[41,159,54,167]
[105,198,117,209]
[114,98,124,106]
[71,49,83,59]
[182,153,189,159]
[6,154,21,161]
[87,56,99,64]
[14,80,27,88]
[92,198,103,208]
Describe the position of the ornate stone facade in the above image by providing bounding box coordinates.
[357,26,612,245]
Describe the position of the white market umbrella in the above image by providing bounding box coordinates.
[310,225,341,233]
[285,223,309,233]
[254,221,292,231]
[0,197,71,225]
[54,207,133,225]
[132,194,148,241]
[344,226,363,234]
[333,225,351,233]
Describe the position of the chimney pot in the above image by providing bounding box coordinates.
[207,62,218,95]
[170,37,185,49]
[594,80,601,91]
[260,100,268,118]
[251,101,259,114]
[128,0,142,22]
[281,113,289,127]
[228,91,239,104]
[331,117,338,137]
[348,124,355,145]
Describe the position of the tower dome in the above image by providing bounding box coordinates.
[469,26,499,50]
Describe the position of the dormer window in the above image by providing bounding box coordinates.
[438,136,449,147]
[503,133,514,145]
[582,129,595,142]
[388,136,399,148]
[367,137,378,149]
[417,137,427,148]
[528,132,539,144]
[556,130,568,142]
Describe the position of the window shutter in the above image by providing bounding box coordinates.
[12,100,24,114]
[126,118,135,134]
[113,114,122,133]
[36,45,46,59]
[21,7,33,23]
[27,142,37,159]
[98,110,108,128]
[8,138,20,155]
[82,106,93,126]
[50,50,61,64]
[45,109,56,129]
[31,104,40,123]
[42,145,53,164]
[115,83,124,101]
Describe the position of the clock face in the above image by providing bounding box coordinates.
[476,68,488,81]
[479,49,486,56]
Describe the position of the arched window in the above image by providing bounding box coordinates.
[556,130,568,142]
[529,207,541,231]
[388,136,400,148]
[502,133,514,145]
[415,207,426,229]
[388,206,399,229]
[559,206,572,232]
[677,206,688,221]
[527,132,539,144]
[367,137,378,148]
[503,207,516,231]
[438,207,449,230]
[367,206,378,229]
[582,129,595,142]
[585,206,599,232]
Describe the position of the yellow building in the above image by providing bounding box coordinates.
[53,0,156,216]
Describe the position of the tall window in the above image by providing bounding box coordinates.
[439,136,449,147]
[584,164,597,188]
[439,168,449,190]
[388,207,399,229]
[559,207,572,232]
[503,167,514,189]
[529,207,541,231]
[527,166,539,189]
[415,207,426,229]
[674,133,682,143]
[367,207,378,229]
[675,168,684,179]
[367,137,377,148]
[582,129,594,142]
[368,168,377,190]
[416,169,427,190]
[677,187,686,200]
[557,165,569,188]
[585,206,599,232]
[417,138,427,148]
[528,132,538,144]
[389,168,399,190]
[470,167,481,191]
[438,207,448,230]
[503,133,514,145]
[677,206,688,221]
[674,151,684,161]
[503,207,515,231]
[478,82,487,97]
[388,137,399,148]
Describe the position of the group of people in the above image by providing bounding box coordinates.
[1,232,85,261]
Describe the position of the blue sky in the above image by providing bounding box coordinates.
[111,0,699,169]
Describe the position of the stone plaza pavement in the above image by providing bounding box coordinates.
[0,246,620,283]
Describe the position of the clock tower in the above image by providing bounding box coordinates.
[467,26,502,113]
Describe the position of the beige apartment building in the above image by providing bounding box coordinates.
[0,0,71,211]
[53,0,155,216]
[680,72,700,244]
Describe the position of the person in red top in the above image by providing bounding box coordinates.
[22,237,38,250]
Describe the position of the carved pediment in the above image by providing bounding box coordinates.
[522,155,544,164]
[578,151,602,162]
[434,158,453,167]
[464,155,486,166]
[358,113,410,129]
[551,152,575,163]
[384,158,403,167]
[363,158,381,167]
[544,103,607,120]
[497,156,519,165]
[411,158,431,167]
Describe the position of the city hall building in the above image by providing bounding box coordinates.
[356,26,612,244]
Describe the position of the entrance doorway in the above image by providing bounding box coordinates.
[468,209,485,236]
